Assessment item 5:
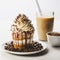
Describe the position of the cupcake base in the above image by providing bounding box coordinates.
[12,31,34,50]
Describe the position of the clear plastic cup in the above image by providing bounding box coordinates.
[36,12,54,41]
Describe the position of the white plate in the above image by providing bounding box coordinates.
[3,41,47,55]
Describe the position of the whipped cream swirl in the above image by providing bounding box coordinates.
[11,14,34,33]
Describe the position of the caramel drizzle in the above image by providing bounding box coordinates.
[22,31,27,48]
[14,31,32,49]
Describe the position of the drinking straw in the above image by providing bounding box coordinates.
[35,0,42,15]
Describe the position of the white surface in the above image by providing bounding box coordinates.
[0,0,60,60]
[1,41,60,60]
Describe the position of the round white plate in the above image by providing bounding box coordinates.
[3,41,47,55]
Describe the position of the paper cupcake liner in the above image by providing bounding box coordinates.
[12,31,34,49]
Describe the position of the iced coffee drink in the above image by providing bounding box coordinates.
[36,12,54,41]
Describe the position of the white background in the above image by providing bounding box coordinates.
[0,0,60,20]
[0,0,60,60]
[0,0,60,43]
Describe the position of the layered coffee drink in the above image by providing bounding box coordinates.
[36,12,54,41]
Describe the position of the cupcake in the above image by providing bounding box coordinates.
[11,14,34,50]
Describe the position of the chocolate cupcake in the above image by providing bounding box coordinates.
[11,14,34,50]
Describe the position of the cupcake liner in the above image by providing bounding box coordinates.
[12,31,34,50]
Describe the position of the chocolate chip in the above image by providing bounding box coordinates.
[5,43,8,45]
[4,46,8,49]
[11,41,13,44]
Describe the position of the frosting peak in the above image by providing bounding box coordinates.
[11,14,34,33]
